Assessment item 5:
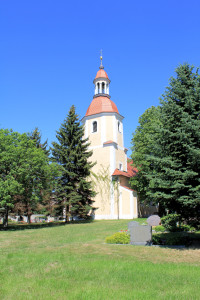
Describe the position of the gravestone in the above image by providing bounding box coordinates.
[128,221,152,246]
[128,221,139,231]
[147,215,161,226]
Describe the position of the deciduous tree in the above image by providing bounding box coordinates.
[0,129,55,226]
[130,106,161,204]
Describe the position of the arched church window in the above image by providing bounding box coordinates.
[92,121,97,133]
[106,83,108,94]
[118,121,121,133]
[97,83,100,94]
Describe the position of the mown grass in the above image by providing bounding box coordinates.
[0,219,200,299]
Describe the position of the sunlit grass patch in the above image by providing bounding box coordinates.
[0,219,200,299]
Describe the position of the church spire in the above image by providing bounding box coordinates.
[93,52,111,98]
[100,49,104,69]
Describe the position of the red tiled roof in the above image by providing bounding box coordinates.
[120,185,135,192]
[104,140,113,145]
[112,160,138,178]
[85,96,119,117]
[95,69,109,79]
[127,160,138,177]
[103,140,118,145]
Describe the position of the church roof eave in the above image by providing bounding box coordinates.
[81,111,124,122]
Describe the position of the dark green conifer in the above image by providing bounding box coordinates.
[148,64,200,221]
[29,127,49,156]
[52,105,96,222]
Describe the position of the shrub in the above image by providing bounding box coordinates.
[154,225,165,232]
[105,232,130,244]
[161,214,181,232]
[152,233,191,246]
[180,224,196,232]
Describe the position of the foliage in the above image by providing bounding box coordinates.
[91,165,119,215]
[130,106,161,204]
[161,213,181,232]
[131,64,200,221]
[105,232,130,244]
[0,129,54,226]
[180,224,196,232]
[0,130,23,226]
[15,133,53,222]
[154,225,166,232]
[152,232,192,246]
[52,105,96,221]
[146,64,200,221]
[28,127,50,156]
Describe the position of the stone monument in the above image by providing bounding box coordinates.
[129,221,152,246]
[147,215,161,226]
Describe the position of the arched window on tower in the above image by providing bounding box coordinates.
[92,121,97,133]
[97,83,100,94]
[118,121,121,133]
[102,82,105,94]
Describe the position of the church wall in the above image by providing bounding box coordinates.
[82,65,138,220]
[115,148,127,172]
[119,187,138,219]
[116,118,124,148]
[133,191,138,218]
[93,186,111,216]
[105,115,114,142]
[89,146,112,216]
[89,147,110,174]
[86,117,102,147]
[121,189,130,215]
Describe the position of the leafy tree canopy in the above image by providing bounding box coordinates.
[0,129,55,226]
[130,106,161,203]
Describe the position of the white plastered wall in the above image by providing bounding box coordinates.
[83,112,137,220]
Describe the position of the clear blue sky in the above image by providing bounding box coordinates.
[1,0,200,155]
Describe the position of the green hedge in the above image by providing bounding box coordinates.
[152,233,192,246]
[105,232,130,244]
[154,225,166,232]
[161,214,181,232]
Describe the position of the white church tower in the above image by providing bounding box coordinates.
[82,56,138,219]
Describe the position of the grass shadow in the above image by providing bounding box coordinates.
[152,231,200,249]
[0,219,94,231]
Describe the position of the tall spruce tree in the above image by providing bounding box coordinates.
[29,127,50,156]
[147,64,200,221]
[51,105,96,222]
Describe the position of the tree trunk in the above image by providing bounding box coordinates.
[66,215,70,223]
[27,214,31,224]
[65,204,70,223]
[3,207,9,228]
[137,195,142,218]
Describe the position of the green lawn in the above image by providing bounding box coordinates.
[0,219,200,299]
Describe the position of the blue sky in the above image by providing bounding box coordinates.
[1,0,200,155]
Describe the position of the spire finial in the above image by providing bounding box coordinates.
[99,49,104,69]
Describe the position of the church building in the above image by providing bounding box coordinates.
[82,57,138,219]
